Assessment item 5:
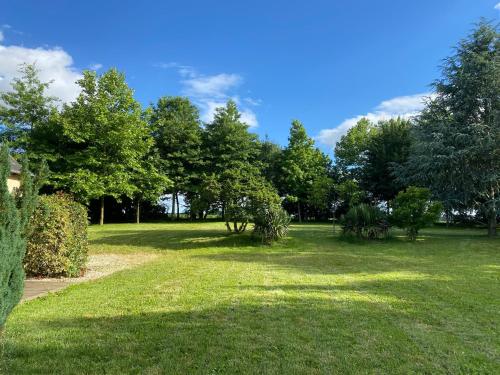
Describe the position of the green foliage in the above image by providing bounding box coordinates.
[203,100,259,174]
[341,203,389,239]
[307,175,334,212]
[200,100,275,232]
[0,63,58,160]
[334,118,376,180]
[24,193,88,277]
[362,118,412,202]
[149,97,202,203]
[130,153,172,223]
[333,117,411,203]
[253,205,291,244]
[281,120,331,221]
[54,69,151,224]
[391,187,443,241]
[257,137,283,188]
[398,21,499,236]
[334,179,365,209]
[187,173,221,219]
[221,167,280,233]
[0,145,37,329]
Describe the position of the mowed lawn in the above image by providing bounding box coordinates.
[2,223,499,374]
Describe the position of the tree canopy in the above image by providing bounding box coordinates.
[54,69,152,224]
[398,20,499,236]
[150,96,202,218]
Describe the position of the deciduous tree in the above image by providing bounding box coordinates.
[149,97,202,219]
[0,63,59,163]
[281,120,330,221]
[362,118,412,203]
[55,69,151,225]
[334,118,376,180]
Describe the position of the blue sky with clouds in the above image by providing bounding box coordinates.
[1,1,499,153]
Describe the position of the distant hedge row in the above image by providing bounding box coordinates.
[24,193,88,277]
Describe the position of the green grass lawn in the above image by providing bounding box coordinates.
[2,223,499,374]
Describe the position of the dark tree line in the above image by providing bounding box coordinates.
[0,20,497,236]
[0,66,332,227]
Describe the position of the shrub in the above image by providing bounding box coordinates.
[253,205,291,244]
[391,187,442,240]
[24,193,88,277]
[341,203,389,239]
[0,148,38,329]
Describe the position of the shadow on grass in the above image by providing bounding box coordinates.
[5,292,491,375]
[91,228,261,251]
[90,224,498,279]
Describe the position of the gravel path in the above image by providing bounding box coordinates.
[22,253,158,301]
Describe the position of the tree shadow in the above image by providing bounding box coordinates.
[90,228,261,251]
[90,224,498,279]
[4,288,495,374]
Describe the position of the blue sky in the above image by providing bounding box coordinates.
[0,1,499,154]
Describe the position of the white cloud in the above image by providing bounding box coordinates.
[157,62,259,127]
[195,97,259,128]
[495,2,500,10]
[154,62,197,78]
[182,73,242,98]
[316,92,432,148]
[199,100,226,123]
[0,31,4,43]
[240,109,258,128]
[0,43,82,103]
[89,63,103,70]
[375,93,431,115]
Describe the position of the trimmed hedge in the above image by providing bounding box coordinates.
[24,193,88,277]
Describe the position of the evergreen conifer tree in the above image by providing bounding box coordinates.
[0,145,37,330]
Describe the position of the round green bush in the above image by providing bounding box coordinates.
[24,193,88,277]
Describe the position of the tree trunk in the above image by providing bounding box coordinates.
[239,222,247,233]
[171,192,176,220]
[99,196,104,225]
[233,221,238,232]
[136,199,140,224]
[488,210,497,238]
[176,192,180,220]
[225,221,231,232]
[297,202,302,223]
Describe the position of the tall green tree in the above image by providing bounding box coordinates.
[202,100,277,231]
[257,137,283,188]
[281,120,330,221]
[362,117,412,203]
[399,21,499,236]
[334,117,376,181]
[55,69,151,225]
[150,96,202,219]
[0,63,59,163]
[0,145,38,330]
